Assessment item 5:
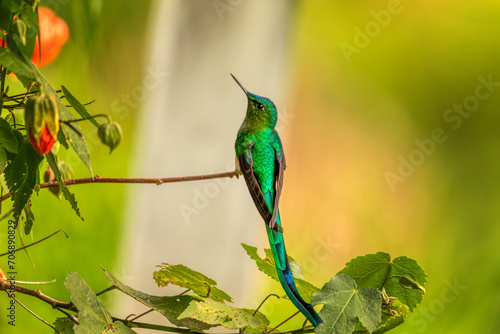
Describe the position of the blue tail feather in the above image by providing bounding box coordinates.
[266,225,323,326]
[263,192,322,326]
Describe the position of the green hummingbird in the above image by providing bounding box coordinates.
[232,74,322,326]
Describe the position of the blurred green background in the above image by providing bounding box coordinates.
[2,0,500,333]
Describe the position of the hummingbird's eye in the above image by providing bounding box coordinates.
[257,103,264,110]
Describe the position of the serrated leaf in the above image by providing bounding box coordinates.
[103,267,212,331]
[4,139,43,221]
[338,253,427,311]
[46,152,83,221]
[0,147,7,174]
[242,243,319,302]
[312,274,381,334]
[153,263,232,303]
[54,317,75,334]
[242,243,278,280]
[0,118,18,153]
[178,299,269,330]
[64,272,135,334]
[61,86,100,128]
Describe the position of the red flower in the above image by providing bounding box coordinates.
[31,7,69,67]
[28,124,57,154]
[0,7,69,67]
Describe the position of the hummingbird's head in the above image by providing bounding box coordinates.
[231,74,278,128]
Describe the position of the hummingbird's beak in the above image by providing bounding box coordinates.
[230,73,248,95]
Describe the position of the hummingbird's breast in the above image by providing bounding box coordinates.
[251,130,277,194]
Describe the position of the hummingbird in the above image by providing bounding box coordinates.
[232,74,322,326]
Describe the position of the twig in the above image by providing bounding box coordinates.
[95,286,116,296]
[241,294,280,333]
[0,279,77,312]
[254,294,280,315]
[4,290,61,333]
[57,308,79,325]
[129,308,154,322]
[116,316,316,334]
[60,121,83,137]
[0,229,68,257]
[113,318,196,333]
[63,99,96,108]
[14,279,57,285]
[0,171,239,203]
[266,311,300,333]
[61,113,110,124]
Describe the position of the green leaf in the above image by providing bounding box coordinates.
[178,299,270,330]
[4,138,42,221]
[0,46,37,80]
[61,86,100,128]
[0,147,7,174]
[57,129,70,149]
[354,303,408,334]
[64,272,135,334]
[53,317,75,334]
[312,274,381,334]
[338,252,427,311]
[16,3,39,60]
[374,303,408,334]
[23,201,34,234]
[242,243,278,280]
[46,152,83,221]
[0,0,20,31]
[103,267,213,331]
[0,118,18,153]
[242,243,319,302]
[153,263,233,303]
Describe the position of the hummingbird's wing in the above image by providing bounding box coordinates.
[269,148,286,231]
[238,143,283,233]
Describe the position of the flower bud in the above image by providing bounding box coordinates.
[98,121,122,154]
[44,165,59,197]
[12,19,27,45]
[399,274,426,294]
[25,93,59,154]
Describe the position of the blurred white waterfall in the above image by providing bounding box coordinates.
[113,0,295,329]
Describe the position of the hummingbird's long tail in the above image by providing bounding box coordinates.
[266,219,323,326]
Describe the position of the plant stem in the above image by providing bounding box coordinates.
[0,229,68,257]
[0,171,239,203]
[61,113,111,124]
[0,279,77,312]
[113,318,198,333]
[115,318,316,334]
[4,290,61,333]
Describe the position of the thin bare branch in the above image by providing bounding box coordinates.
[0,279,77,312]
[0,171,239,203]
[0,230,68,257]
[4,290,61,333]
